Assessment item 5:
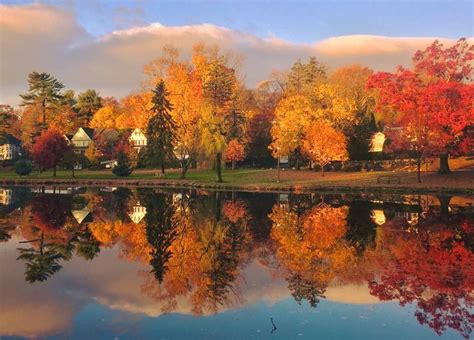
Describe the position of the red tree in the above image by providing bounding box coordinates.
[31,128,71,176]
[368,38,474,175]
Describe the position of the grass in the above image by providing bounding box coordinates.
[1,166,473,192]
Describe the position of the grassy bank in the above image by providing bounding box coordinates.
[1,168,473,194]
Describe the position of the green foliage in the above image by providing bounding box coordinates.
[76,89,102,124]
[20,72,65,126]
[145,80,178,171]
[287,57,327,95]
[14,159,32,176]
[112,151,133,177]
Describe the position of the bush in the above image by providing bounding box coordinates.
[14,159,32,176]
[112,152,132,177]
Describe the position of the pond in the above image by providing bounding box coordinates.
[0,187,472,339]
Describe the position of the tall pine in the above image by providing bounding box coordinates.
[20,72,64,131]
[146,80,177,174]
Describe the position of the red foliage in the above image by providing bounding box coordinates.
[369,215,474,338]
[223,200,248,223]
[368,39,474,157]
[31,128,72,171]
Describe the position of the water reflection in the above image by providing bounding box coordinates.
[0,187,473,338]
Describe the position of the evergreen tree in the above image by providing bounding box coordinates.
[76,89,102,125]
[112,151,132,177]
[20,72,64,131]
[146,80,177,173]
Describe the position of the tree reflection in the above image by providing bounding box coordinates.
[140,190,178,283]
[269,201,355,308]
[16,233,67,283]
[369,212,474,338]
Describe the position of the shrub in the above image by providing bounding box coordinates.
[112,152,132,177]
[14,159,32,176]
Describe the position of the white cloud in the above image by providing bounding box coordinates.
[0,3,471,106]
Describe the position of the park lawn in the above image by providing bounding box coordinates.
[1,167,473,191]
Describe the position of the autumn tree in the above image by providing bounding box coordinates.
[200,55,236,182]
[145,80,178,173]
[76,89,102,125]
[316,65,377,160]
[89,98,121,129]
[31,128,72,176]
[287,57,327,96]
[143,46,202,179]
[20,72,64,132]
[368,39,474,174]
[302,121,348,176]
[270,95,318,170]
[225,139,245,170]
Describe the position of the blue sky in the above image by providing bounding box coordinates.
[2,0,473,42]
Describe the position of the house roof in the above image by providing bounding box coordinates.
[0,134,20,146]
[72,127,119,142]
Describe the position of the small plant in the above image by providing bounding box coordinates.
[14,159,32,176]
[112,152,132,177]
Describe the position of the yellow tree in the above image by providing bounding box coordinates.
[199,54,236,182]
[89,99,121,128]
[302,121,348,176]
[117,92,153,130]
[225,139,245,170]
[270,95,319,169]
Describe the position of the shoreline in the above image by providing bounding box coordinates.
[1,178,473,195]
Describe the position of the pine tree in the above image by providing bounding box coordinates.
[76,89,102,125]
[20,72,64,131]
[146,80,177,173]
[112,151,132,177]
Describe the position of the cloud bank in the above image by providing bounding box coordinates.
[0,3,470,106]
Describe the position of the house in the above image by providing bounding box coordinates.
[129,203,147,224]
[70,127,119,154]
[128,128,147,152]
[0,188,12,205]
[369,132,386,153]
[0,134,21,160]
[72,208,92,224]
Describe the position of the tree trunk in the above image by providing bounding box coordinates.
[232,159,235,170]
[71,165,75,178]
[53,165,56,177]
[215,152,223,182]
[438,153,451,174]
[296,157,300,171]
[438,195,451,220]
[417,157,421,183]
[180,161,188,179]
[321,165,325,177]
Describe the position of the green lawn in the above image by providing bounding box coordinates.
[1,167,473,192]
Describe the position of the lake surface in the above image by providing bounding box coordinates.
[0,186,472,339]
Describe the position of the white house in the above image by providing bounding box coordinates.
[128,128,147,152]
[70,127,119,154]
[0,188,12,205]
[0,134,21,160]
[369,132,386,153]
[129,203,147,224]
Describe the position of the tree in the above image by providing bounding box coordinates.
[112,151,132,177]
[270,95,319,170]
[225,139,245,170]
[315,65,377,160]
[19,72,64,129]
[14,159,32,176]
[201,56,236,182]
[368,39,474,174]
[76,89,102,125]
[302,121,348,176]
[89,104,119,129]
[85,142,102,167]
[287,57,327,96]
[31,128,71,176]
[146,80,178,173]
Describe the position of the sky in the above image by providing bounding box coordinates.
[0,0,472,105]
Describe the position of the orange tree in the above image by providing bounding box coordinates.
[31,128,72,176]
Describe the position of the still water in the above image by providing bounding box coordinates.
[0,186,472,339]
